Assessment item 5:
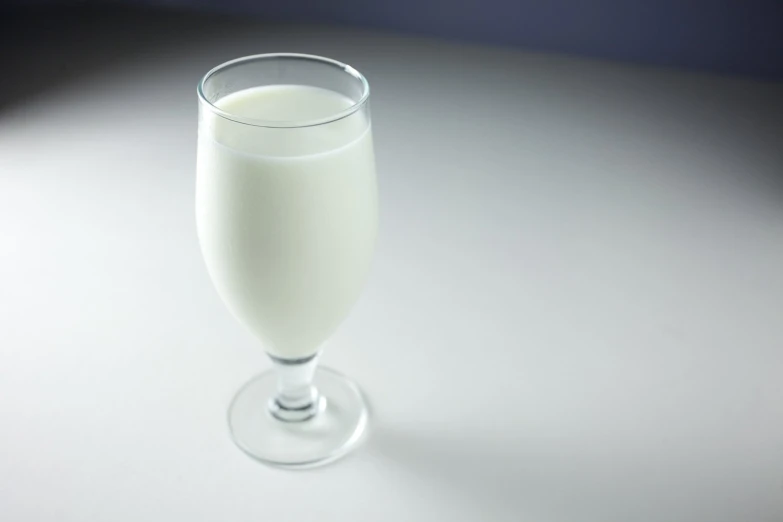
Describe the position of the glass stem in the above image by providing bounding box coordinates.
[267,352,323,422]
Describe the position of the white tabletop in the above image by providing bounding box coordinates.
[2,15,783,522]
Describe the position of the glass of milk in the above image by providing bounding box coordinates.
[196,54,377,467]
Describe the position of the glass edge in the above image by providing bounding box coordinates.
[196,53,371,129]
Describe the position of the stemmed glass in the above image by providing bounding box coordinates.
[196,54,377,467]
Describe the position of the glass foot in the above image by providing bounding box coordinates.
[228,367,368,468]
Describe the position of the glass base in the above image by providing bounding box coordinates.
[228,367,368,468]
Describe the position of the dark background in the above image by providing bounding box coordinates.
[3,0,783,80]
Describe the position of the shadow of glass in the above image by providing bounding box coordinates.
[369,426,566,521]
[366,424,764,522]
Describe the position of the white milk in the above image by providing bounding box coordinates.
[197,85,377,359]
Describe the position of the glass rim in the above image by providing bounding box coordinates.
[197,53,370,129]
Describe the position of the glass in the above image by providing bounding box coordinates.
[196,54,377,468]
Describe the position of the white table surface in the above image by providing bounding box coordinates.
[2,13,783,522]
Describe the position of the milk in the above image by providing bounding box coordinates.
[196,85,377,359]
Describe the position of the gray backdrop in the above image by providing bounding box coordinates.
[3,0,783,78]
